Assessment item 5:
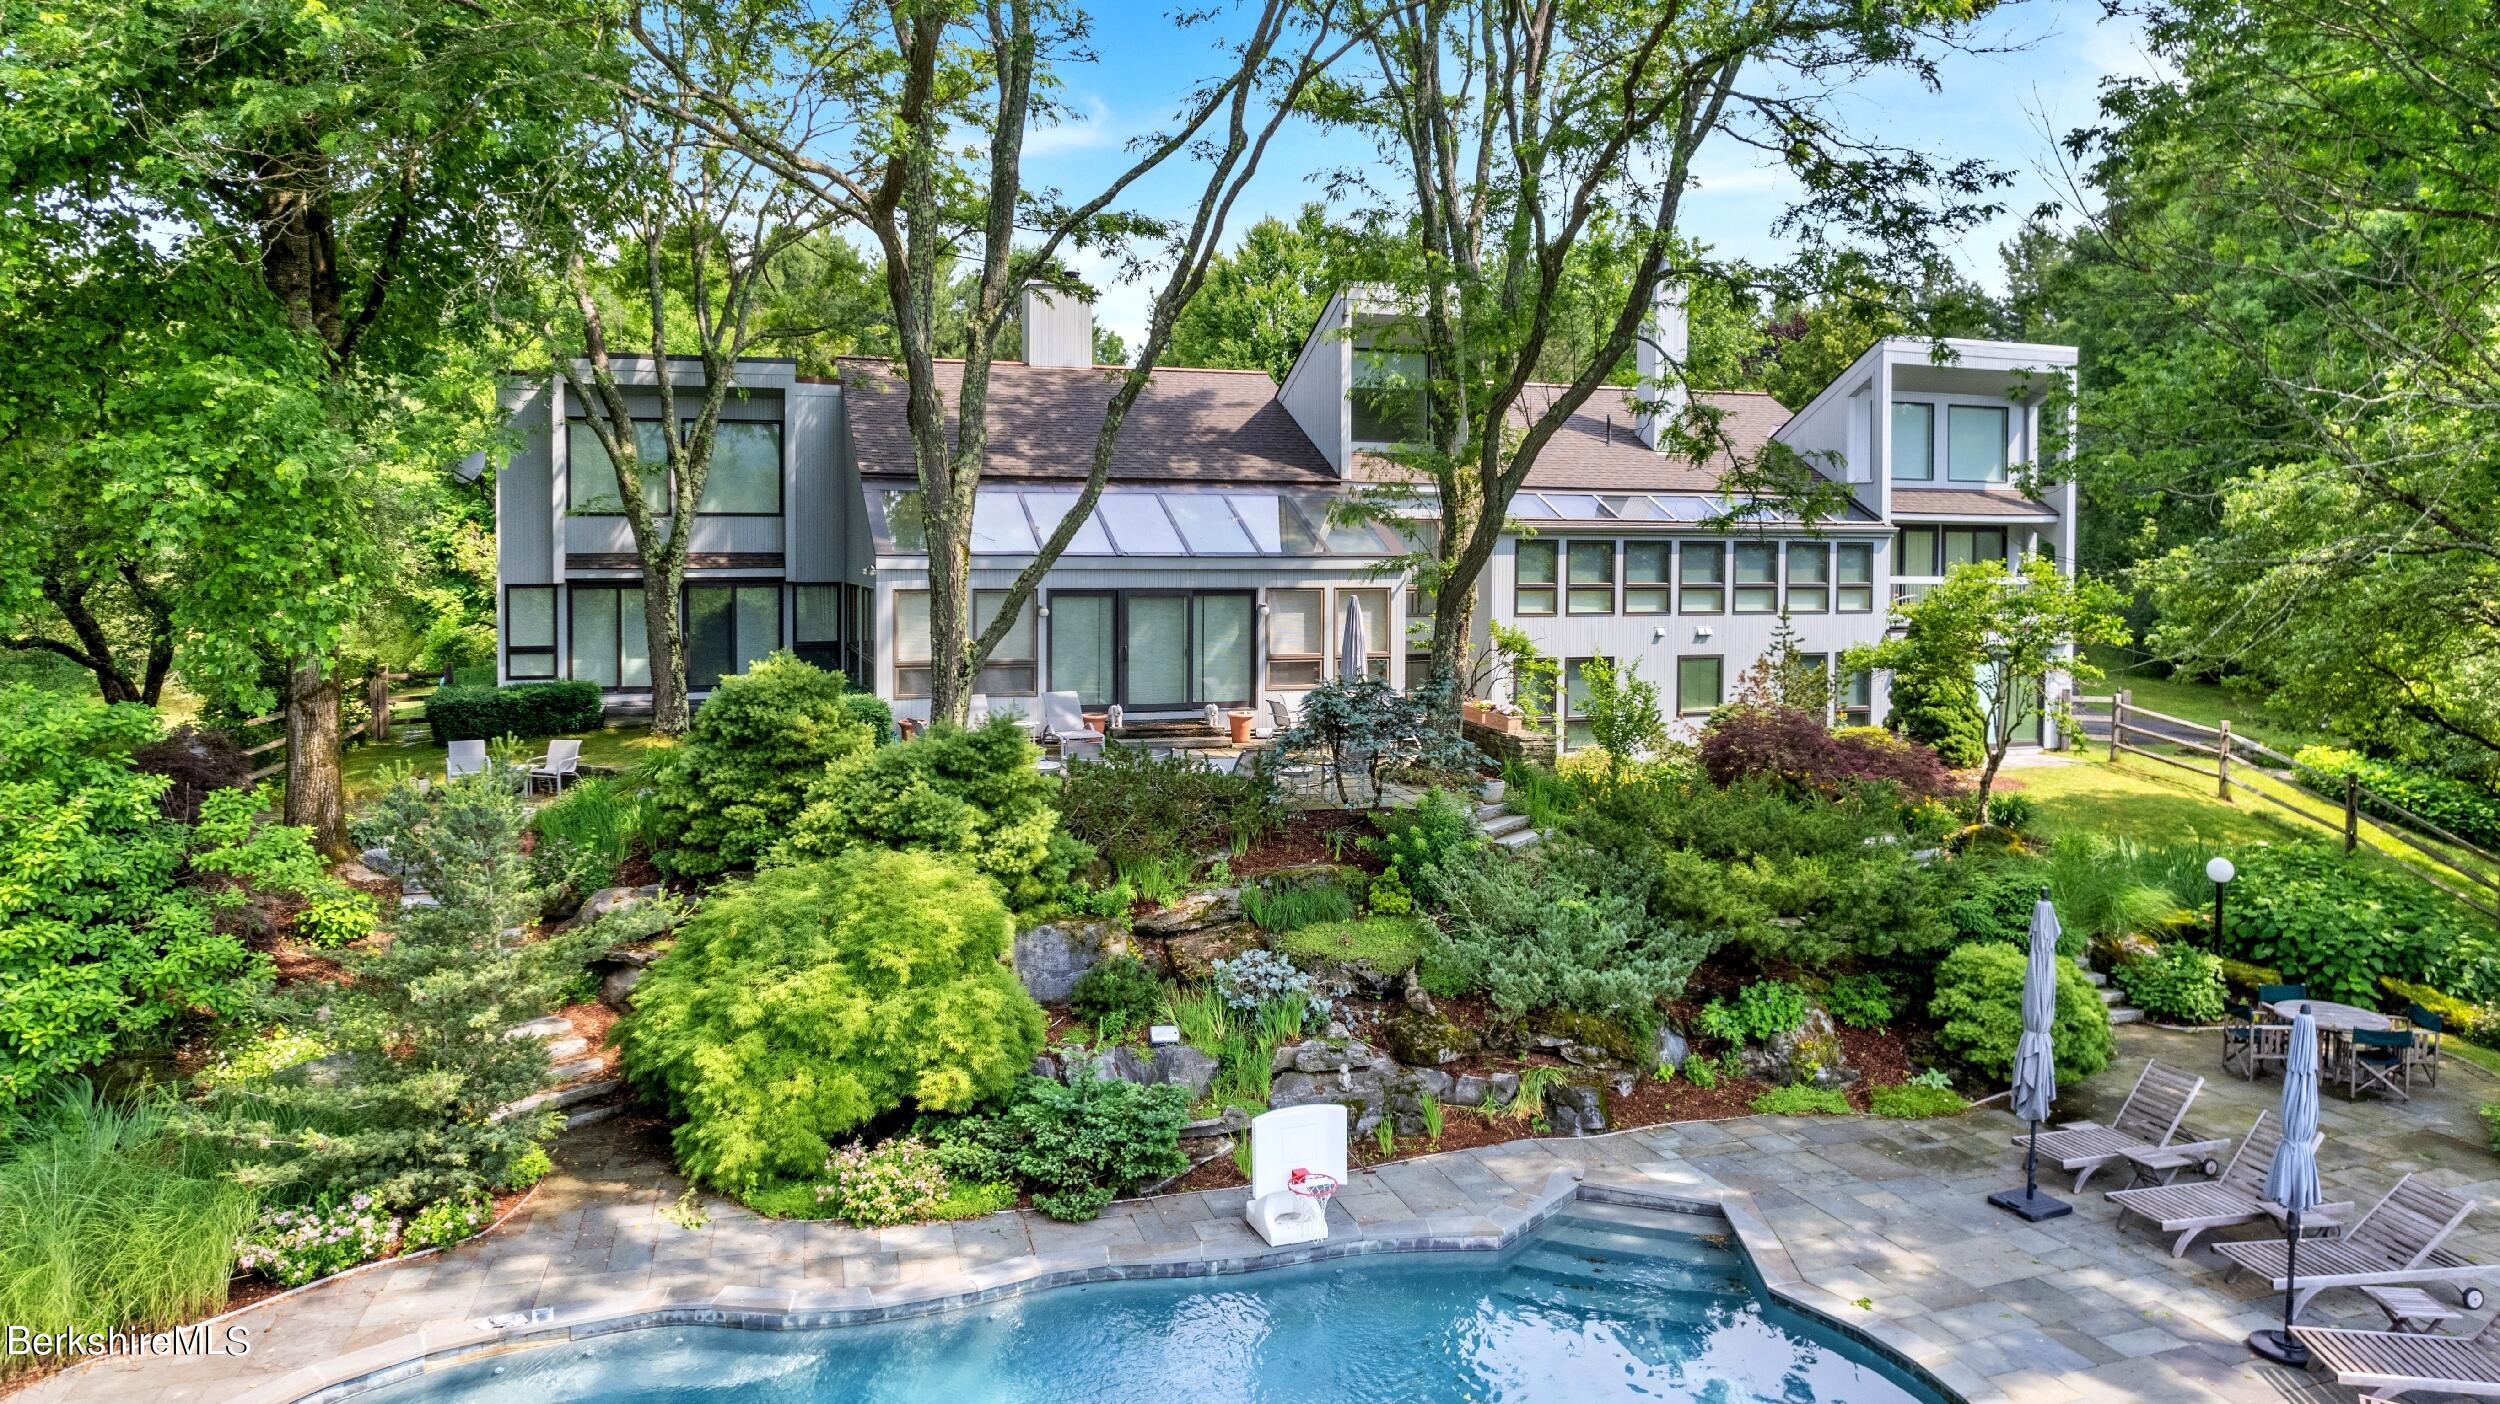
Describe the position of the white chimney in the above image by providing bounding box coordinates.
[1634,282,1689,451]
[1022,286,1093,368]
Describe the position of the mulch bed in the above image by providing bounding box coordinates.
[1229,810,1380,877]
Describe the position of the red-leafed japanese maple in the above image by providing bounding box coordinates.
[1699,706,1961,803]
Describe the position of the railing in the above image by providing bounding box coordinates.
[238,671,436,784]
[2073,690,2500,921]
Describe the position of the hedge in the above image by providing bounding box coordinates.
[2295,745,2500,851]
[424,682,604,744]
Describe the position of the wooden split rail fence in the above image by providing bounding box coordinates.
[2072,690,2500,922]
[239,671,435,784]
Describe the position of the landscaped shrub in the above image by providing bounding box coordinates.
[235,1192,400,1286]
[1274,675,1482,807]
[1940,856,2070,953]
[200,770,624,1207]
[1699,705,1959,802]
[2218,843,2487,1003]
[1070,955,1163,1033]
[776,717,1086,914]
[1242,874,1358,932]
[809,1138,957,1227]
[1363,788,1480,909]
[1697,980,1810,1046]
[530,777,652,887]
[422,680,603,744]
[1210,948,1334,1020]
[1929,942,2112,1084]
[2482,1104,2500,1156]
[1421,848,1713,1031]
[2045,834,2202,940]
[1056,744,1283,867]
[1823,972,1896,1030]
[2113,944,2228,1023]
[619,850,1044,1194]
[2298,745,2500,852]
[1751,1086,1851,1115]
[1881,615,1986,768]
[1870,1083,1969,1118]
[644,654,881,877]
[927,1073,1190,1222]
[403,1189,494,1252]
[1273,915,1430,976]
[0,689,281,1109]
[0,1083,259,1376]
[2382,977,2500,1048]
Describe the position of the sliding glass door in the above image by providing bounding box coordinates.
[1045,590,1253,709]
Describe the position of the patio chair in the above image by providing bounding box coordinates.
[2106,1111,2349,1257]
[2220,1004,2259,1078]
[446,739,488,781]
[2294,1304,2500,1396]
[1039,691,1093,744]
[1264,696,1295,735]
[2407,1003,2446,1087]
[1059,732,1104,765]
[2012,1059,2217,1193]
[526,738,582,795]
[2257,982,2309,1006]
[983,693,1043,739]
[2217,1174,2487,1319]
[2349,1027,2416,1102]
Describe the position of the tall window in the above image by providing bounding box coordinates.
[1351,348,1427,444]
[1898,527,1939,576]
[1946,405,2010,483]
[1561,657,1600,752]
[1800,652,1831,720]
[1565,541,1616,615]
[1048,593,1116,706]
[1266,588,1325,688]
[974,591,1038,695]
[698,421,782,513]
[1733,542,1778,613]
[1840,669,1873,726]
[1337,588,1390,680]
[1944,526,2008,570]
[686,582,780,690]
[1678,543,1724,613]
[1625,542,1671,613]
[504,586,556,679]
[792,585,842,675]
[1405,587,1436,687]
[1890,402,1935,481]
[1676,656,1723,718]
[569,585,649,688]
[1514,539,1557,615]
[1191,594,1255,704]
[1836,543,1874,612]
[566,420,670,515]
[1786,544,1829,613]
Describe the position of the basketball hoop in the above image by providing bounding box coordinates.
[1286,1167,1340,1204]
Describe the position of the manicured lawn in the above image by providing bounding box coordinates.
[341,724,670,802]
[2083,646,2325,758]
[2001,754,2305,848]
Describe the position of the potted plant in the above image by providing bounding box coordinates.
[1462,698,1525,735]
[1227,709,1256,745]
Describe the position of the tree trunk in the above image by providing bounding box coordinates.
[285,657,347,855]
[926,505,975,726]
[1974,740,2008,826]
[641,566,689,734]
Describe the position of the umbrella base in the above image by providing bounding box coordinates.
[2246,1329,2310,1368]
[1987,1186,2073,1221]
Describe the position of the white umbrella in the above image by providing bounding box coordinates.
[2249,1011,2324,1366]
[1338,594,1368,682]
[1990,887,2073,1221]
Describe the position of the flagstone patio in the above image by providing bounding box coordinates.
[27,1022,2500,1404]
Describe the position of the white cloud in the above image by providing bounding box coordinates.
[1024,95,1124,159]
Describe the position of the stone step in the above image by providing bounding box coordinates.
[543,1035,589,1061]
[2109,1008,2145,1026]
[2082,970,2108,988]
[546,1055,604,1084]
[1474,802,1508,822]
[1480,812,1531,839]
[496,1076,622,1122]
[506,1015,571,1041]
[2099,986,2124,1005]
[1495,826,1542,850]
[563,1100,623,1131]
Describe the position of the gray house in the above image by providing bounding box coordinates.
[492,287,2078,747]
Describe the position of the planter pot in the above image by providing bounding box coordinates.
[1463,702,1524,735]
[1227,710,1256,745]
[1480,778,1507,804]
[1083,711,1109,734]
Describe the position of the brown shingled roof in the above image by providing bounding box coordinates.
[834,357,1336,484]
[1890,487,2058,518]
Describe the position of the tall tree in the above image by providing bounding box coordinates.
[1,0,596,849]
[1167,204,1354,382]
[1321,0,2009,693]
[636,0,1362,724]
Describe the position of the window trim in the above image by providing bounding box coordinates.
[1785,542,1830,615]
[1513,538,1558,617]
[1677,541,1725,615]
[683,579,784,693]
[973,588,1041,697]
[688,418,786,517]
[1676,654,1724,719]
[503,584,558,681]
[1836,542,1875,613]
[1732,541,1780,615]
[1945,403,2013,485]
[565,419,672,519]
[1624,540,1672,615]
[1890,400,1936,482]
[1333,586,1392,682]
[566,582,650,690]
[1559,655,1604,753]
[1564,540,1617,616]
[1840,667,1873,727]
[1264,586,1326,691]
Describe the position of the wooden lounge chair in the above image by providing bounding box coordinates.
[2216,1174,2487,1319]
[2294,1309,2500,1398]
[2106,1111,2350,1257]
[2012,1059,2219,1193]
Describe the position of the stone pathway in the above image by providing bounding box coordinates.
[27,1023,2500,1403]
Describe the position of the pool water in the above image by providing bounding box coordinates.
[362,1201,1948,1402]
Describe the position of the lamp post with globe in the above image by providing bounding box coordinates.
[2208,855,2237,947]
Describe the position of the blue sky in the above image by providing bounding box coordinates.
[1017,0,2172,347]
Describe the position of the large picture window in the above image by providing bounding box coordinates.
[1891,402,1935,481]
[1944,526,2008,570]
[1048,593,1116,706]
[1676,655,1723,718]
[1733,542,1779,613]
[569,585,650,688]
[1837,543,1875,612]
[504,586,556,680]
[1946,404,2010,483]
[697,421,782,513]
[1561,657,1600,752]
[1266,588,1325,688]
[687,583,780,690]
[1351,348,1427,444]
[793,584,843,675]
[1565,542,1616,615]
[1625,542,1671,614]
[1678,543,1724,613]
[1840,669,1873,726]
[1786,543,1829,614]
[566,420,671,516]
[974,591,1038,695]
[1513,539,1557,615]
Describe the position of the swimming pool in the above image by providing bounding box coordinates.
[356,1200,1950,1402]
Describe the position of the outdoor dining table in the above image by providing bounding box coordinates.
[2264,999,2398,1086]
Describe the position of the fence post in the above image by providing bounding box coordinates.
[368,671,392,744]
[2109,689,2128,762]
[2216,720,2232,800]
[2344,773,2360,853]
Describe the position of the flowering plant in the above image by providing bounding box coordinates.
[813,1138,951,1227]
[404,1189,494,1251]
[236,1192,401,1286]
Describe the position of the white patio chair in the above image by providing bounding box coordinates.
[445,739,488,781]
[1059,732,1104,764]
[967,694,991,726]
[527,738,582,795]
[1040,690,1093,744]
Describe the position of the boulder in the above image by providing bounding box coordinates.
[1483,1071,1520,1109]
[599,965,644,1011]
[1012,918,1129,1004]
[1135,887,1242,936]
[1735,1005,1858,1090]
[579,884,666,924]
[1448,1073,1493,1108]
[359,845,403,877]
[1649,1021,1690,1073]
[1543,1078,1608,1136]
[1381,1007,1477,1067]
[1149,1044,1221,1101]
[1270,1067,1397,1138]
[1275,1037,1389,1077]
[1165,923,1261,982]
[1179,1105,1251,1141]
[1029,1052,1061,1081]
[1527,1010,1644,1068]
[1084,1046,1154,1085]
[333,860,390,887]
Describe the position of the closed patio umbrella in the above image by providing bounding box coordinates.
[1338,594,1367,682]
[1989,887,2073,1222]
[2249,1011,2324,1366]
